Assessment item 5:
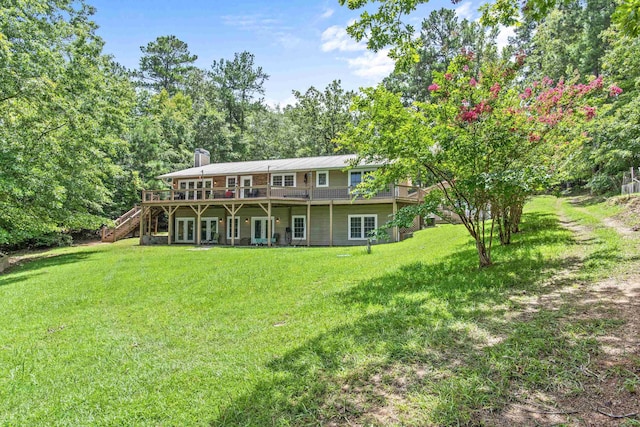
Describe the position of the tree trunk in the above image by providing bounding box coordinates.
[476,240,492,267]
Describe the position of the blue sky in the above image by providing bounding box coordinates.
[89,0,487,107]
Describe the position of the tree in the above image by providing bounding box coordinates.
[341,53,610,266]
[384,9,499,104]
[0,0,135,246]
[286,80,355,156]
[137,35,197,95]
[210,51,269,134]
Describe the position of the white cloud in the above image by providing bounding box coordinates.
[496,25,516,52]
[347,49,395,80]
[455,1,477,21]
[320,8,334,19]
[321,25,366,52]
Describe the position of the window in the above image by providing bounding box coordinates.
[348,215,377,240]
[316,171,329,187]
[226,176,237,189]
[271,173,296,187]
[226,217,240,239]
[349,170,374,187]
[178,179,212,200]
[292,215,306,239]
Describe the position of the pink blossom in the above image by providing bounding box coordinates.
[520,87,532,100]
[609,85,623,97]
[463,65,469,72]
[444,73,453,81]
[583,105,596,120]
[469,77,477,87]
[528,133,541,142]
[428,83,440,92]
[541,76,554,86]
[490,83,501,98]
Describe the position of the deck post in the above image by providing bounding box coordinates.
[231,203,236,247]
[138,206,145,245]
[392,200,398,242]
[196,206,202,245]
[168,208,173,245]
[267,201,272,247]
[148,207,152,235]
[306,202,311,247]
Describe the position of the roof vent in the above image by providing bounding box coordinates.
[194,148,210,168]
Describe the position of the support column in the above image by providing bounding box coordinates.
[168,207,173,245]
[306,202,311,247]
[329,201,334,247]
[231,203,236,247]
[138,206,145,245]
[267,201,272,247]
[392,200,399,242]
[148,207,152,235]
[196,206,202,245]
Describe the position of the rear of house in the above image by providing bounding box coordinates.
[139,152,425,246]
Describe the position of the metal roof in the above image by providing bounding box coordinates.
[158,154,382,179]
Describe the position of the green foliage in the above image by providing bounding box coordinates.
[210,51,269,134]
[383,8,499,104]
[286,80,356,156]
[137,35,197,94]
[0,0,136,246]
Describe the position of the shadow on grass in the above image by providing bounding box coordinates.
[0,251,99,287]
[209,212,624,426]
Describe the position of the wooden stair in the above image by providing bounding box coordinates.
[101,206,143,242]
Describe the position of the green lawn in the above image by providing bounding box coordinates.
[0,196,634,426]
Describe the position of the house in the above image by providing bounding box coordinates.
[138,150,425,246]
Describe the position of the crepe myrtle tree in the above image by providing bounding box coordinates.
[341,53,619,267]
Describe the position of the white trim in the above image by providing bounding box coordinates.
[348,214,377,240]
[271,173,296,187]
[226,217,240,239]
[316,170,329,187]
[291,215,306,240]
[175,217,196,243]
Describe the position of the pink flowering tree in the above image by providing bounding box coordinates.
[342,53,614,267]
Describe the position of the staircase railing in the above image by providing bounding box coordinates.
[102,205,143,242]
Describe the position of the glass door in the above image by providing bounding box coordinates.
[240,175,253,198]
[251,217,275,244]
[200,217,219,243]
[175,218,195,243]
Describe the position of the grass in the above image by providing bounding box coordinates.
[0,196,635,426]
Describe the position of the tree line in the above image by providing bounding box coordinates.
[1,0,637,253]
[0,1,355,248]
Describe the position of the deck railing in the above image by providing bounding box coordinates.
[142,184,424,203]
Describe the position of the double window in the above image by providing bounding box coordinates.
[348,215,377,240]
[271,173,296,187]
[292,215,306,240]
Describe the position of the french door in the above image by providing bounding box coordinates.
[200,217,219,243]
[251,217,275,244]
[175,218,195,243]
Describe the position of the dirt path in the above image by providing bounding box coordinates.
[486,199,640,426]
